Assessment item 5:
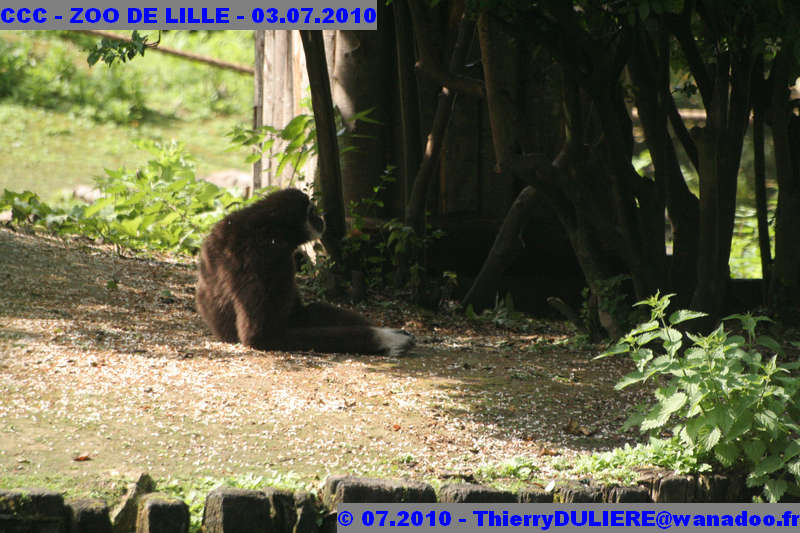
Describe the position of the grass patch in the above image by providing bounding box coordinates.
[161,472,313,533]
[0,30,253,200]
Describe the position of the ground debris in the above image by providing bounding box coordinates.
[0,227,646,496]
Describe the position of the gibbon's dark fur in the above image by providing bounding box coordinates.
[196,188,414,355]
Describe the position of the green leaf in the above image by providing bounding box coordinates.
[281,114,313,140]
[632,347,654,372]
[698,426,722,451]
[742,440,767,464]
[349,107,381,124]
[640,409,670,431]
[753,455,786,478]
[661,391,688,415]
[614,370,646,390]
[763,478,788,503]
[746,472,768,488]
[640,392,686,432]
[630,320,659,336]
[621,411,646,432]
[668,309,707,325]
[787,460,800,481]
[83,196,115,218]
[755,410,780,435]
[713,442,738,467]
[595,343,630,359]
[636,330,662,346]
[785,440,800,461]
[757,336,783,355]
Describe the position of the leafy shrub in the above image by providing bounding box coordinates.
[228,108,379,186]
[338,166,447,298]
[1,140,263,254]
[598,292,800,502]
[228,114,316,187]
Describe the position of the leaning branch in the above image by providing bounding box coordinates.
[74,29,254,75]
[404,5,476,234]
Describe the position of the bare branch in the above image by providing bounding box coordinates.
[406,0,484,98]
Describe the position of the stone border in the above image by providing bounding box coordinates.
[0,472,754,532]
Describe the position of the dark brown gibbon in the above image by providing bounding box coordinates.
[196,188,414,355]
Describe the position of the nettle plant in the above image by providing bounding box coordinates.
[598,292,800,502]
[1,140,257,255]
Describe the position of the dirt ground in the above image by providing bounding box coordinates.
[0,226,645,501]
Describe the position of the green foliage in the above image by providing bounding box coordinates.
[730,207,774,279]
[477,456,541,482]
[338,167,447,297]
[571,437,711,485]
[598,292,800,502]
[0,33,148,124]
[228,108,379,184]
[161,472,311,533]
[1,140,262,254]
[0,31,252,127]
[341,167,397,286]
[87,31,150,67]
[228,114,315,186]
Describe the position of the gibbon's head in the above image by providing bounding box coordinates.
[305,197,325,241]
[260,188,325,245]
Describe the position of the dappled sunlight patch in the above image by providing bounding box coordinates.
[1,227,647,502]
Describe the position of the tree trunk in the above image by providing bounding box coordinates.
[752,70,771,300]
[330,26,390,205]
[393,0,423,205]
[476,10,628,337]
[462,186,537,311]
[628,29,699,303]
[690,51,754,317]
[300,30,345,263]
[768,49,800,314]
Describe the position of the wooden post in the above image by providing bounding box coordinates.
[253,30,265,191]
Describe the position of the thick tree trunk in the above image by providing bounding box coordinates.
[690,51,753,317]
[476,10,629,337]
[768,49,800,314]
[628,30,699,303]
[299,30,345,263]
[330,27,389,205]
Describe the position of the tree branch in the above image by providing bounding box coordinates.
[406,0,484,98]
[665,88,699,171]
[299,30,345,262]
[405,5,476,234]
[667,11,713,108]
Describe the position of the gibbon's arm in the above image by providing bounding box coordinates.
[230,272,292,348]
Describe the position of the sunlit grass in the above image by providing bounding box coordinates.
[0,30,254,200]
